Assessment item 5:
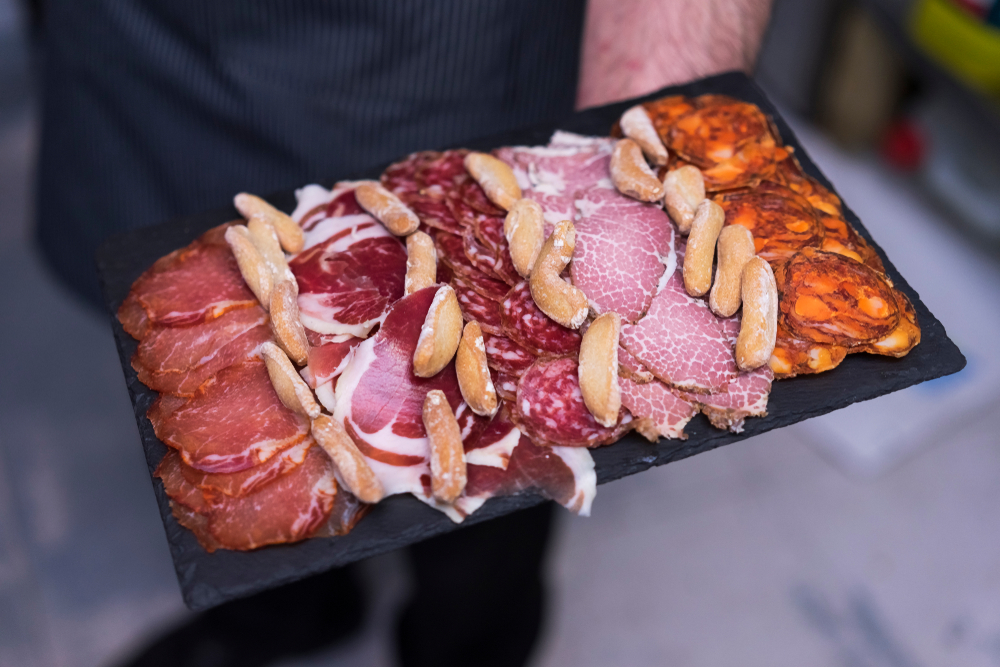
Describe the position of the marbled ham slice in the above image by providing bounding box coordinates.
[513,357,630,448]
[148,360,310,473]
[618,345,655,384]
[484,333,536,376]
[620,377,698,440]
[463,412,521,470]
[501,282,581,357]
[453,277,504,335]
[573,187,676,322]
[289,186,407,337]
[180,437,314,500]
[132,306,270,396]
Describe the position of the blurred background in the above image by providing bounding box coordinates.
[2,0,1000,665]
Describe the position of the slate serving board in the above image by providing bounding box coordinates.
[96,71,966,611]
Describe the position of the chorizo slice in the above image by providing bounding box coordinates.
[715,182,824,263]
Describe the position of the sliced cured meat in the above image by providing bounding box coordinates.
[436,261,455,286]
[775,248,900,346]
[472,214,506,253]
[491,245,521,286]
[464,412,521,469]
[405,194,464,235]
[445,196,481,230]
[180,437,314,500]
[492,371,519,402]
[818,213,885,273]
[148,360,310,473]
[715,182,824,263]
[643,95,697,137]
[483,333,536,376]
[435,229,487,281]
[773,154,842,217]
[620,245,736,392]
[157,444,347,552]
[462,227,500,276]
[512,357,630,448]
[619,377,697,441]
[305,334,362,387]
[289,186,407,337]
[453,277,504,335]
[416,149,469,190]
[459,177,504,216]
[452,262,507,302]
[859,289,920,358]
[118,292,150,340]
[293,184,366,232]
[381,151,440,197]
[618,346,654,384]
[572,187,675,322]
[500,282,581,358]
[769,323,848,379]
[680,366,772,433]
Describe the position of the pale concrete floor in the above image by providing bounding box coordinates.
[2,18,1000,667]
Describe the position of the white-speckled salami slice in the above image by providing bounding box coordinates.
[484,333,536,376]
[452,277,504,335]
[500,282,581,357]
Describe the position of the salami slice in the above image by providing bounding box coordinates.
[472,214,506,253]
[416,150,468,190]
[492,372,519,402]
[434,230,489,282]
[460,177,504,216]
[453,277,504,335]
[381,151,440,197]
[483,333,536,376]
[491,245,521,286]
[404,194,465,235]
[462,227,500,276]
[512,357,630,448]
[500,282,581,357]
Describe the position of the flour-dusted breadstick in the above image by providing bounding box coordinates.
[610,138,665,202]
[709,225,756,318]
[355,180,420,236]
[504,198,545,278]
[736,257,778,371]
[422,390,467,503]
[465,152,522,211]
[663,165,705,235]
[620,105,668,166]
[234,192,304,253]
[683,200,725,297]
[529,220,589,329]
[311,415,385,504]
[225,225,273,310]
[578,312,621,428]
[412,285,463,377]
[405,231,437,296]
[269,280,309,365]
[247,215,294,284]
[260,342,321,419]
[455,322,499,417]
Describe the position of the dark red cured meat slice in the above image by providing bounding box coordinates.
[492,372,519,402]
[462,411,521,469]
[299,189,366,232]
[454,264,509,302]
[619,377,697,441]
[382,151,441,197]
[148,360,310,473]
[452,277,503,335]
[118,292,151,340]
[180,437,314,500]
[472,214,506,253]
[500,282,581,358]
[306,336,362,386]
[491,245,521,286]
[436,261,455,285]
[403,194,464,235]
[460,178,505,216]
[483,333,536,376]
[434,230,489,282]
[446,196,481,230]
[462,227,500,275]
[416,150,469,191]
[512,357,630,448]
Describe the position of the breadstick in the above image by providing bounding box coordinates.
[504,198,544,278]
[736,257,778,371]
[529,220,589,329]
[247,215,294,284]
[269,280,309,365]
[578,312,621,428]
[620,105,668,166]
[455,322,499,417]
[610,138,664,202]
[663,165,705,235]
[225,225,272,310]
[311,415,385,504]
[412,285,463,377]
[355,180,420,236]
[422,390,467,503]
[260,342,321,419]
[234,192,304,253]
[464,152,522,211]
[405,231,437,295]
[683,200,725,297]
[709,225,756,318]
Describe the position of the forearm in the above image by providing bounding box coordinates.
[577,0,774,109]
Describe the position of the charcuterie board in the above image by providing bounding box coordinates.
[96,71,965,611]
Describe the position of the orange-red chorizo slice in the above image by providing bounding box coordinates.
[643,95,697,137]
[774,248,901,346]
[715,182,825,262]
[773,155,843,217]
[859,290,920,357]
[818,212,886,273]
[768,323,848,379]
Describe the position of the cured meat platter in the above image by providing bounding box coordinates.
[97,72,964,610]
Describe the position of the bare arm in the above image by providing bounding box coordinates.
[577,0,775,109]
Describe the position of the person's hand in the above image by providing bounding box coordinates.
[577,0,774,109]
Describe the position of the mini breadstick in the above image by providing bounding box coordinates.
[736,257,778,371]
[269,280,309,365]
[225,225,272,310]
[620,105,668,166]
[405,231,437,295]
[578,312,622,428]
[311,415,385,504]
[504,198,545,278]
[422,390,467,503]
[610,138,665,202]
[683,200,725,297]
[355,180,420,236]
[464,152,522,211]
[529,220,590,329]
[260,342,321,419]
[709,225,756,318]
[413,285,463,377]
[663,165,706,234]
[247,215,294,283]
[234,193,304,253]
[455,322,499,417]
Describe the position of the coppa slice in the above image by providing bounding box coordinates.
[619,377,697,441]
[289,186,407,338]
[572,187,675,322]
[148,360,310,473]
[500,282,581,358]
[180,437,314,500]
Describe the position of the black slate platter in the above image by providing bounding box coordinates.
[96,71,965,611]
